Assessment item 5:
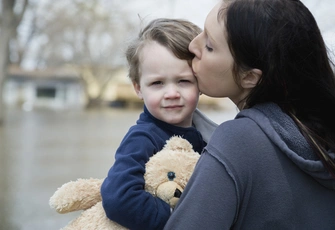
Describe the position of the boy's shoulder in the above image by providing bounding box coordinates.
[122,122,170,147]
[129,121,165,136]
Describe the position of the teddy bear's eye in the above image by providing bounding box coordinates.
[167,171,176,181]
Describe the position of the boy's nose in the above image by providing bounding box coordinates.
[164,85,180,98]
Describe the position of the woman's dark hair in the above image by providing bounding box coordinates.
[220,0,335,175]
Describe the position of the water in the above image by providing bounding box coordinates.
[0,104,237,230]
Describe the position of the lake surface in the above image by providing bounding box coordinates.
[0,103,237,230]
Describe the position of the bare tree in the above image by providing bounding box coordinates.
[0,0,28,124]
[23,0,136,107]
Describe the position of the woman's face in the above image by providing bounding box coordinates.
[189,2,243,105]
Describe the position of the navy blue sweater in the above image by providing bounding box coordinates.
[101,106,205,230]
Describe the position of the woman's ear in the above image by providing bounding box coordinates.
[240,68,262,89]
[133,82,143,100]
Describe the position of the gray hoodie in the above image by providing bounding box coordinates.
[164,103,335,230]
[241,103,335,190]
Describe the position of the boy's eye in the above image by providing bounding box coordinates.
[151,81,162,85]
[205,45,213,52]
[179,80,190,83]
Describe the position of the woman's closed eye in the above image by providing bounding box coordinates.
[205,45,213,52]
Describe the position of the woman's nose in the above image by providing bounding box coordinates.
[189,34,201,58]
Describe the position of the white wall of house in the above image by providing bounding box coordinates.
[4,77,87,110]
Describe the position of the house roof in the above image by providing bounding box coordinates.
[7,65,80,83]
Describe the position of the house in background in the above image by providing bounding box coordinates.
[3,66,87,110]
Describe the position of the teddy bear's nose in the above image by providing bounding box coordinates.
[174,188,182,198]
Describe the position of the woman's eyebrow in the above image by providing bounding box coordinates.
[204,28,217,47]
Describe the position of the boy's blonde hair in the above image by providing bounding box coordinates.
[126,18,202,84]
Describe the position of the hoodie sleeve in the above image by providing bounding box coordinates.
[101,130,170,230]
[164,151,237,229]
[192,108,218,143]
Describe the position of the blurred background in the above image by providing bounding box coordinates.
[0,0,334,229]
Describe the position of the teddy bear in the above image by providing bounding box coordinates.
[49,136,200,230]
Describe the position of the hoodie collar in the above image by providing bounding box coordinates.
[237,103,335,190]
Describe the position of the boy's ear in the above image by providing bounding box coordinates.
[241,68,262,89]
[133,82,143,99]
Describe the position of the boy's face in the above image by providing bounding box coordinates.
[133,41,199,128]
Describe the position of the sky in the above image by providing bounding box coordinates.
[20,0,335,68]
[302,0,335,59]
[121,0,335,60]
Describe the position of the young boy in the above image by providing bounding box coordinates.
[101,18,217,230]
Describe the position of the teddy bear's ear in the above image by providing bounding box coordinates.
[163,136,193,152]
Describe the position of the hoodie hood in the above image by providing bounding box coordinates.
[236,103,335,190]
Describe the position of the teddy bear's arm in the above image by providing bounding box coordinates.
[49,178,104,214]
[61,201,128,230]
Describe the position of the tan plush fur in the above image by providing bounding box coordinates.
[50,178,103,214]
[49,136,200,230]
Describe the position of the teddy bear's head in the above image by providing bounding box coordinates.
[144,136,200,208]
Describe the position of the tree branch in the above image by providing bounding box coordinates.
[13,0,28,28]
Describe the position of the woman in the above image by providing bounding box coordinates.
[164,0,335,229]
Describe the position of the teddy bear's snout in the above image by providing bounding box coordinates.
[174,188,182,198]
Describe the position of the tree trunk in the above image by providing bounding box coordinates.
[0,1,28,228]
[0,0,28,125]
[0,28,11,125]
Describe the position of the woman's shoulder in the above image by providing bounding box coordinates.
[207,117,272,158]
[215,117,262,140]
[205,117,276,176]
